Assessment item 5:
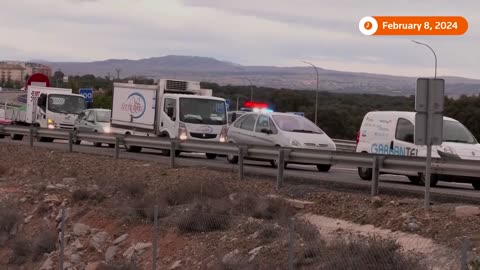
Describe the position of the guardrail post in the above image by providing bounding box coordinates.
[371,155,383,196]
[277,149,286,189]
[29,127,34,147]
[114,136,121,159]
[68,131,73,153]
[238,146,247,180]
[170,140,177,168]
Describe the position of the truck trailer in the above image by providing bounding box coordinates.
[111,79,228,159]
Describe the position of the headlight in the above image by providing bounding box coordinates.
[47,118,54,124]
[219,126,228,143]
[103,127,111,133]
[289,139,302,147]
[47,124,55,129]
[178,122,188,141]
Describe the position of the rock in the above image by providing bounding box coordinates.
[73,223,91,237]
[85,262,103,270]
[251,231,260,239]
[371,196,383,207]
[44,195,61,204]
[55,184,67,189]
[63,177,77,186]
[70,253,82,264]
[40,257,54,270]
[89,231,109,252]
[20,197,27,203]
[455,205,480,218]
[407,221,420,231]
[105,245,119,263]
[64,261,73,268]
[72,239,84,250]
[222,249,243,266]
[46,184,57,191]
[9,224,17,236]
[286,199,314,209]
[229,193,237,201]
[248,246,263,262]
[170,260,182,269]
[113,233,128,245]
[87,185,99,192]
[24,215,34,224]
[123,242,152,260]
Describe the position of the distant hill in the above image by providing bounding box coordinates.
[41,55,480,97]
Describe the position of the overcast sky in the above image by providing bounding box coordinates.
[1,0,479,78]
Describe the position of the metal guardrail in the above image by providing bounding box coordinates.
[332,139,356,152]
[1,125,480,194]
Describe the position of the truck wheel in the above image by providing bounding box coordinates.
[358,167,372,181]
[108,144,115,148]
[0,134,5,139]
[227,154,238,164]
[93,142,102,147]
[74,140,82,145]
[206,153,217,159]
[472,182,480,190]
[408,176,421,185]
[11,134,24,141]
[125,145,142,153]
[417,173,439,187]
[316,164,331,172]
[270,160,288,169]
[37,137,54,143]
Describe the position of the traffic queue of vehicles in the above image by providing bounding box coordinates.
[1,76,480,188]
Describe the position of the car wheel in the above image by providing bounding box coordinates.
[270,160,288,169]
[94,142,102,147]
[74,140,82,145]
[408,176,421,185]
[316,164,331,172]
[175,150,181,157]
[125,145,142,153]
[358,167,372,180]
[108,143,115,148]
[417,173,439,187]
[227,154,238,164]
[206,153,217,159]
[11,134,24,141]
[37,137,53,143]
[472,182,480,190]
[0,134,5,139]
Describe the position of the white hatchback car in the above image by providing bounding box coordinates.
[74,109,113,147]
[226,112,336,172]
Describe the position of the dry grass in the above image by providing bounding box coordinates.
[132,195,170,222]
[177,200,231,233]
[72,188,106,203]
[0,203,19,235]
[120,180,146,198]
[166,179,229,206]
[32,230,57,261]
[9,239,31,265]
[252,198,294,223]
[295,236,427,270]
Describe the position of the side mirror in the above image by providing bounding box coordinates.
[261,128,272,134]
[231,112,237,123]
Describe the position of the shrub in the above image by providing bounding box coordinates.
[177,200,230,233]
[252,198,294,222]
[120,181,146,198]
[0,204,19,234]
[35,203,50,215]
[32,231,57,261]
[166,179,228,206]
[72,188,90,202]
[132,195,169,222]
[259,225,279,243]
[9,239,31,265]
[296,220,321,243]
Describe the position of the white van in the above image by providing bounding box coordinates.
[356,111,480,189]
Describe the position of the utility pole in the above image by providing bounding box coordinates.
[301,60,320,125]
[115,68,121,80]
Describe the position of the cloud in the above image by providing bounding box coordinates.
[0,0,479,79]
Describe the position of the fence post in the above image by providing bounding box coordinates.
[114,136,120,159]
[152,205,158,270]
[59,208,65,270]
[238,146,246,180]
[68,131,73,153]
[371,156,381,196]
[277,149,286,189]
[29,127,34,147]
[461,237,469,270]
[288,218,295,270]
[170,140,176,168]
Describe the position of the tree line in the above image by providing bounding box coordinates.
[51,74,480,141]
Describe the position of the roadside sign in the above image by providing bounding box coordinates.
[79,88,94,103]
[225,99,230,110]
[414,78,445,145]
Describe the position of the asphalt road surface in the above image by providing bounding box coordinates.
[1,137,480,202]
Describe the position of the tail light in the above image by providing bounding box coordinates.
[179,123,188,140]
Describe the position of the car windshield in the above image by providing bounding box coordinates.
[48,94,85,114]
[179,98,226,125]
[443,120,477,144]
[96,111,111,123]
[272,115,324,134]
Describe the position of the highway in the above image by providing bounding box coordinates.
[2,137,480,202]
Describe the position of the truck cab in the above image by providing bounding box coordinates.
[111,79,228,158]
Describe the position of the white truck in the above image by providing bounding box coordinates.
[5,85,86,141]
[111,79,228,159]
